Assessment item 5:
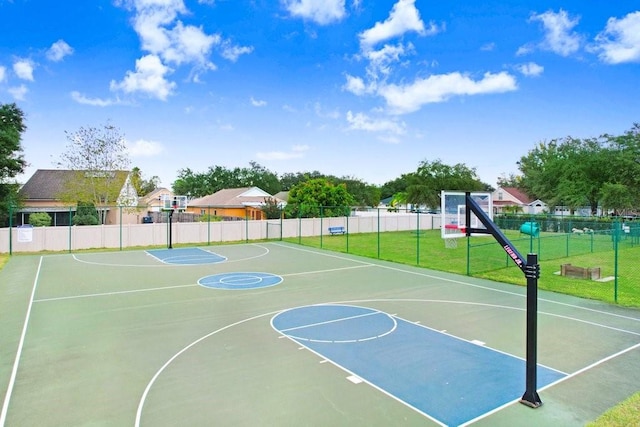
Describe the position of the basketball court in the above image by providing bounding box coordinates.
[1,241,639,426]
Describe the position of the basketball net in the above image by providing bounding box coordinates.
[444,238,458,249]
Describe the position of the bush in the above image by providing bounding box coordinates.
[74,202,99,225]
[197,214,223,222]
[73,214,99,225]
[29,212,52,227]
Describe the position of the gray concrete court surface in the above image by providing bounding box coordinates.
[1,242,639,426]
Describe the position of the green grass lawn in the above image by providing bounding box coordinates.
[286,229,640,307]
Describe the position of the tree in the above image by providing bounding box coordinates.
[173,162,281,198]
[0,103,28,225]
[55,123,132,208]
[497,173,521,188]
[518,135,620,214]
[261,197,283,219]
[279,171,324,191]
[380,174,412,200]
[599,182,634,216]
[286,178,355,218]
[405,159,488,209]
[130,166,160,196]
[337,176,380,207]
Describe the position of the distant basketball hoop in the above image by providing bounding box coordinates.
[160,195,188,249]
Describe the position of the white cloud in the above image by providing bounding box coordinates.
[8,84,28,101]
[516,62,544,77]
[527,9,582,56]
[359,0,438,49]
[282,0,346,25]
[593,11,640,64]
[256,144,309,160]
[0,66,5,83]
[47,40,74,62]
[127,138,165,157]
[160,21,219,66]
[110,54,176,100]
[220,41,254,62]
[71,91,120,106]
[13,59,35,81]
[346,111,406,135]
[250,97,267,107]
[343,74,369,95]
[364,42,412,79]
[377,71,518,114]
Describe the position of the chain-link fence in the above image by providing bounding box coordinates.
[1,206,638,306]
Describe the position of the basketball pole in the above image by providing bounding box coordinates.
[168,208,173,249]
[465,193,542,409]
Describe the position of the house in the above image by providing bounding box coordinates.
[492,186,546,215]
[138,187,174,213]
[17,169,139,226]
[187,187,286,220]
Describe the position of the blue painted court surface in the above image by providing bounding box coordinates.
[272,304,567,427]
[198,272,283,290]
[146,247,226,264]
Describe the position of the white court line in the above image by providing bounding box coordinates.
[33,265,373,303]
[134,310,281,427]
[33,284,198,303]
[462,341,640,427]
[271,242,640,323]
[0,257,43,427]
[70,243,270,267]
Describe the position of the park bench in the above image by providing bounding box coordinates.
[328,226,346,235]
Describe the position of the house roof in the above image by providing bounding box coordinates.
[499,187,534,205]
[189,186,285,208]
[139,187,173,205]
[19,169,130,201]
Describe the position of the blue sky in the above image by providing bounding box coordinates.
[1,0,639,190]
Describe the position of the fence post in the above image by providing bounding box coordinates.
[8,203,13,255]
[207,206,211,245]
[320,206,324,249]
[614,220,619,303]
[416,211,420,265]
[377,207,380,259]
[119,206,123,251]
[68,206,73,252]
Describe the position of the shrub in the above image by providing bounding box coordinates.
[29,212,52,227]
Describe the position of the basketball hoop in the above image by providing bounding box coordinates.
[444,238,458,249]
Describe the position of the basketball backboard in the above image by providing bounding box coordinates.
[440,191,493,239]
[161,195,188,211]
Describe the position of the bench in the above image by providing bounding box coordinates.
[328,226,346,235]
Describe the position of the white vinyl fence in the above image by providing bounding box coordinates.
[0,213,442,254]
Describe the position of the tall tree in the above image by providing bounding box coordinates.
[406,159,488,209]
[337,176,381,207]
[55,123,132,208]
[173,162,281,197]
[518,135,618,214]
[0,103,28,224]
[286,178,355,218]
[130,166,160,196]
[279,170,324,191]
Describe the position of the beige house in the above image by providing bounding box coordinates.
[17,169,141,225]
[492,186,546,215]
[187,187,286,220]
